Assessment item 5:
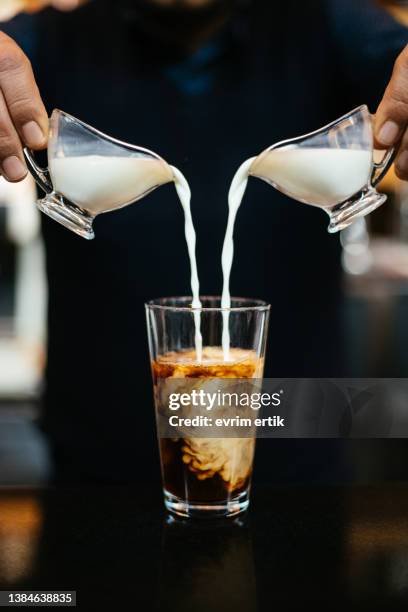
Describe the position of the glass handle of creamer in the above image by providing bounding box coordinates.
[23,145,95,240]
[371,147,395,187]
[23,148,53,194]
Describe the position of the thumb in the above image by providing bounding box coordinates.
[375,44,408,149]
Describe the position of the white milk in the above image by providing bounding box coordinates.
[171,166,203,362]
[50,155,173,215]
[51,155,203,361]
[221,157,256,359]
[221,147,372,358]
[250,148,372,208]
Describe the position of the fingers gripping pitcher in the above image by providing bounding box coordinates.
[24,109,176,240]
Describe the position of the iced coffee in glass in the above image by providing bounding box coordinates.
[146,297,270,518]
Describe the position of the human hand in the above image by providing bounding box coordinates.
[0,32,48,182]
[375,44,408,180]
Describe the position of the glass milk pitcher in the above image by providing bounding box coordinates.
[24,109,174,239]
[249,105,395,233]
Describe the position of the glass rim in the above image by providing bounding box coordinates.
[52,108,166,161]
[145,296,270,313]
[264,104,369,154]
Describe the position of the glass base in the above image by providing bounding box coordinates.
[37,193,95,240]
[327,188,387,234]
[164,489,250,519]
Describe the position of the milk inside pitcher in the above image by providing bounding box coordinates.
[24,109,174,239]
[249,105,395,233]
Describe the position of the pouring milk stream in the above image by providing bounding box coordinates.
[47,157,203,360]
[221,148,374,358]
[221,106,394,359]
[25,110,203,361]
[25,107,392,364]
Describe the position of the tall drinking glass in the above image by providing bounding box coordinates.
[146,297,270,519]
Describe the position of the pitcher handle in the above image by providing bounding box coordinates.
[371,147,396,187]
[23,148,53,194]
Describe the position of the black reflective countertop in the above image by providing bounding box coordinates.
[0,485,408,610]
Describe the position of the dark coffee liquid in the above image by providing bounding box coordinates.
[152,347,261,504]
[159,438,253,503]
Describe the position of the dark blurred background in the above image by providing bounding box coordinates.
[0,0,408,491]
